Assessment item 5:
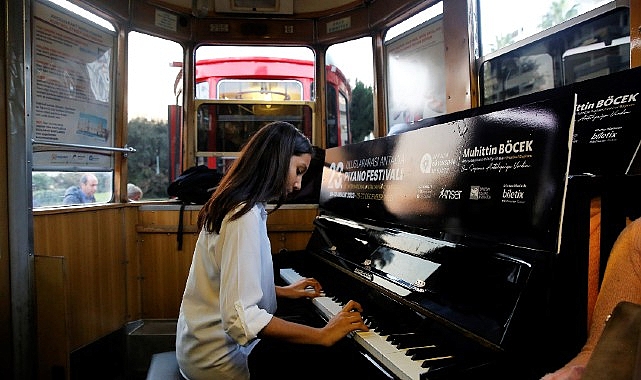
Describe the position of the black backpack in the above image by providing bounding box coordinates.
[167,165,222,205]
[167,165,223,249]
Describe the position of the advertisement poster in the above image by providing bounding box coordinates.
[32,1,115,170]
[569,66,641,176]
[386,15,445,127]
[320,95,576,252]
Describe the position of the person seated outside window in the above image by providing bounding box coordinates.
[127,183,143,201]
[62,173,98,205]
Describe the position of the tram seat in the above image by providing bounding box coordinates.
[146,351,185,380]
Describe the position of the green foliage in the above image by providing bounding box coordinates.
[539,0,579,29]
[349,79,374,142]
[126,117,171,200]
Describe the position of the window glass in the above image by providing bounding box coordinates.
[32,0,115,207]
[32,171,113,207]
[480,6,629,105]
[479,0,612,54]
[384,4,445,132]
[196,103,313,151]
[127,32,183,199]
[338,92,349,146]
[385,2,443,42]
[217,79,303,100]
[195,102,314,174]
[326,85,338,147]
[327,37,374,143]
[195,47,314,100]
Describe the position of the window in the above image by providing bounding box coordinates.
[327,37,374,143]
[217,79,303,101]
[195,46,314,100]
[479,4,630,105]
[384,3,445,132]
[478,0,612,55]
[193,45,316,171]
[32,0,116,207]
[126,32,183,200]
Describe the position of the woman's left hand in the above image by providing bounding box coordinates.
[277,277,323,299]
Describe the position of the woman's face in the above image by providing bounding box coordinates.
[286,153,312,194]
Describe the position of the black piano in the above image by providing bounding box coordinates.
[275,68,641,379]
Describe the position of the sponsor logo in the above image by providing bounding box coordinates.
[439,188,462,200]
[469,185,491,200]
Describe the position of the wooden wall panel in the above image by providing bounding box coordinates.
[34,256,69,379]
[135,205,318,318]
[33,208,129,350]
[139,233,195,318]
[32,203,318,355]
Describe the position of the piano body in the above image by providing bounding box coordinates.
[275,92,578,380]
[275,67,641,379]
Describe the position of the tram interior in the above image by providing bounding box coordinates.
[2,0,641,379]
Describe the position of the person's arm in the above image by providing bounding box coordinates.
[258,299,369,346]
[542,217,641,379]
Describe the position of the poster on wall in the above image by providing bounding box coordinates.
[320,93,577,253]
[31,1,115,170]
[386,15,445,129]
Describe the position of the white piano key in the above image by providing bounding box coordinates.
[280,267,302,284]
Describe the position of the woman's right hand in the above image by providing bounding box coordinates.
[319,300,369,346]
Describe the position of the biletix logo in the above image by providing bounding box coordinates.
[502,185,526,204]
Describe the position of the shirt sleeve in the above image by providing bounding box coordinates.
[217,206,273,345]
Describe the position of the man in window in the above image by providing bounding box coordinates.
[63,173,98,204]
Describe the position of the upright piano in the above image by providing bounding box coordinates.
[275,93,577,380]
[276,68,641,379]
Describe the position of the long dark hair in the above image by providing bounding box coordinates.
[198,121,314,233]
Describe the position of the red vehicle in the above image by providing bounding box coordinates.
[170,56,351,179]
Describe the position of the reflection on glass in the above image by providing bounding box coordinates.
[385,14,445,127]
[482,54,554,104]
[478,0,612,54]
[562,36,629,83]
[480,7,630,105]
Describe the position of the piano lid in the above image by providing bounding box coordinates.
[319,92,577,253]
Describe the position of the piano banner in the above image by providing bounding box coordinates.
[570,66,641,176]
[320,94,577,252]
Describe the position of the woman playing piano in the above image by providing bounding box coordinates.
[542,216,641,380]
[175,121,369,380]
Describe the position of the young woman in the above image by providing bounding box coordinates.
[176,121,369,380]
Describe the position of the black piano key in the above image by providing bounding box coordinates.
[421,355,456,369]
[387,332,430,349]
[406,346,450,360]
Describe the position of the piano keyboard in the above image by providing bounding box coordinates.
[279,268,456,380]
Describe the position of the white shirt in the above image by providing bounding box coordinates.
[176,203,275,380]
